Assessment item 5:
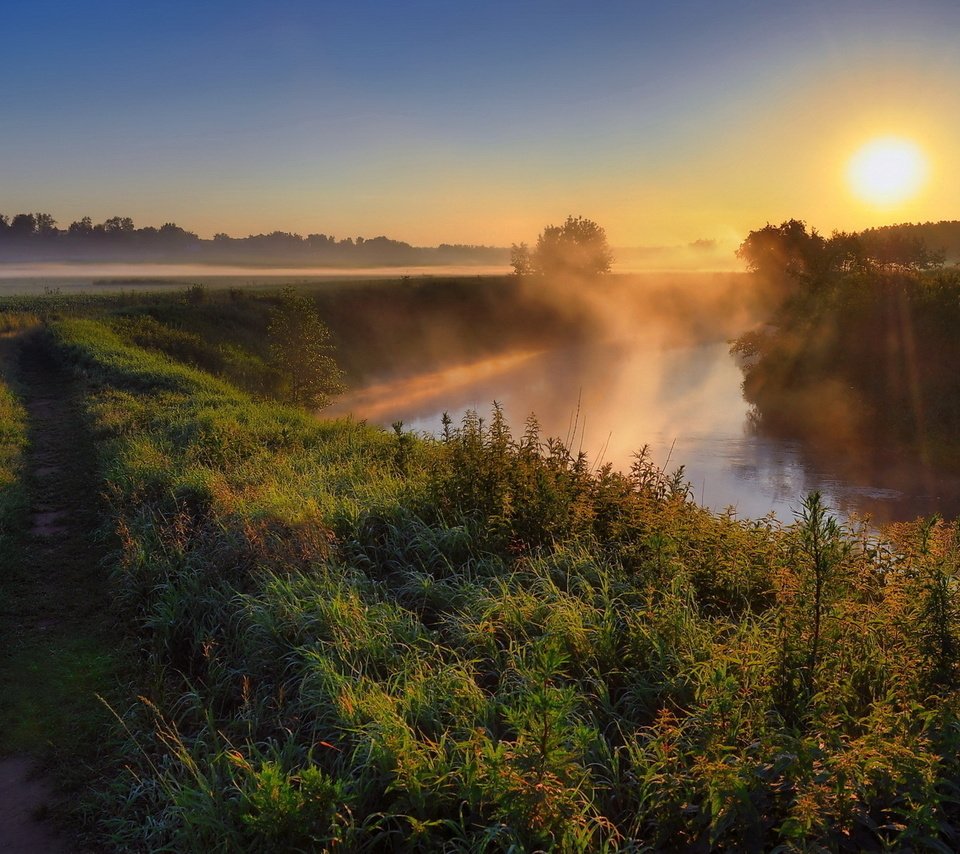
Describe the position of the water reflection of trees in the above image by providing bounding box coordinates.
[740,415,960,524]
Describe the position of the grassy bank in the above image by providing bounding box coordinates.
[30,299,960,851]
[0,333,27,566]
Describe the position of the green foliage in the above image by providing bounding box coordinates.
[512,215,613,277]
[268,287,345,407]
[772,492,851,719]
[737,219,944,291]
[733,267,960,456]
[860,227,947,272]
[23,302,960,852]
[109,313,279,396]
[737,218,835,284]
[0,353,27,552]
[0,310,39,334]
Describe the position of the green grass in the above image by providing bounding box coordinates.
[1,637,117,753]
[28,303,960,852]
[0,338,27,548]
[2,283,959,850]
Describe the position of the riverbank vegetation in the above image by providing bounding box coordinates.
[0,281,958,849]
[733,220,960,466]
[0,338,27,562]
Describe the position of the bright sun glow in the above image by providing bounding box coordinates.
[847,137,928,206]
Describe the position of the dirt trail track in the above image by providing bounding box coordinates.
[0,332,111,853]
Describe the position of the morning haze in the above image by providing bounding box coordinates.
[2,2,960,851]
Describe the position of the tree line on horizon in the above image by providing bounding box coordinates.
[0,211,507,266]
[3,209,959,272]
[737,218,958,287]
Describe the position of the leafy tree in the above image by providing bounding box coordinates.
[510,242,534,276]
[34,212,58,236]
[736,219,827,283]
[268,288,344,407]
[158,222,199,245]
[103,216,135,234]
[821,229,866,275]
[739,219,943,286]
[861,230,945,272]
[513,216,613,276]
[9,213,37,237]
[68,216,94,236]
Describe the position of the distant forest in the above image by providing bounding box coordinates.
[860,220,960,262]
[0,212,509,267]
[1,211,958,269]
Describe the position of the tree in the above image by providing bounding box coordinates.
[34,212,58,237]
[861,230,945,272]
[510,242,534,276]
[268,288,345,408]
[736,219,827,283]
[739,219,946,286]
[9,213,37,237]
[512,216,613,276]
[68,216,94,237]
[158,222,199,245]
[103,216,135,234]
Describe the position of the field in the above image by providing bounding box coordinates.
[1,280,960,851]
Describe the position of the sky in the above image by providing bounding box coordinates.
[2,0,959,247]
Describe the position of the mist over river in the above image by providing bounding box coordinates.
[5,264,955,524]
[329,339,960,525]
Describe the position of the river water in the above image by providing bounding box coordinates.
[4,266,951,524]
[328,338,960,526]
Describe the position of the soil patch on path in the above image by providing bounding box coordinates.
[0,756,70,853]
[0,331,126,851]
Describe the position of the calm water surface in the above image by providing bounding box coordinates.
[329,339,960,525]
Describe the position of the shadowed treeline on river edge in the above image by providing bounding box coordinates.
[733,220,960,477]
[0,282,959,851]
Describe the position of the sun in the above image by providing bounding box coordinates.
[847,137,928,207]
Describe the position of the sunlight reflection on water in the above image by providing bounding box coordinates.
[329,340,960,525]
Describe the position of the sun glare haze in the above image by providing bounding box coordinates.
[2,1,959,245]
[847,137,929,207]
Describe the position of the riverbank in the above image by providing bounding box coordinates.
[1,283,959,849]
[4,288,960,846]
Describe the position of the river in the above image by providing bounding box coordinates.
[4,266,952,524]
[328,338,960,526]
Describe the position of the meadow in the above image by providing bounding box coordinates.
[1,281,959,851]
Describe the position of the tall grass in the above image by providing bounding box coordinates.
[0,324,30,556]
[0,349,27,555]
[38,309,960,851]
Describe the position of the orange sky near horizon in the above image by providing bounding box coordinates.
[3,2,958,249]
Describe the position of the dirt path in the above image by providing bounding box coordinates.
[0,331,121,852]
[0,757,70,853]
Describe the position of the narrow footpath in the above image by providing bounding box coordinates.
[0,331,122,853]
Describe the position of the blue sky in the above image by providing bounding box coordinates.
[2,0,958,245]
